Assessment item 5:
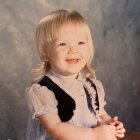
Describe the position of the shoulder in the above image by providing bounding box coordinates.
[25,82,58,108]
[25,82,56,102]
[84,77,105,96]
[85,76,104,88]
[26,83,49,94]
[92,79,104,89]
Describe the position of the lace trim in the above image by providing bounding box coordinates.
[83,79,100,120]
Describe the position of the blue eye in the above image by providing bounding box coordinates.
[78,42,85,45]
[59,42,67,46]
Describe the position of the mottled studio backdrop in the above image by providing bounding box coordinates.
[0,0,140,139]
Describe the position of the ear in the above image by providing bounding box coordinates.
[44,55,49,62]
[41,51,49,62]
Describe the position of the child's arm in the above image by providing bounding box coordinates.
[98,108,112,124]
[39,113,92,140]
[39,113,117,140]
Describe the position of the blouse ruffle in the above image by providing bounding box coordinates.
[83,78,106,120]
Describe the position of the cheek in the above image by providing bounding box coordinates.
[49,49,59,58]
[81,47,90,64]
[50,51,66,64]
[82,47,89,57]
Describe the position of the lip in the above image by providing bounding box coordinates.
[65,58,80,64]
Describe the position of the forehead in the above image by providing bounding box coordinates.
[57,23,88,40]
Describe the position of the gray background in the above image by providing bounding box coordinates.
[0,0,140,139]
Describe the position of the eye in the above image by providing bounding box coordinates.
[78,41,85,45]
[58,42,67,46]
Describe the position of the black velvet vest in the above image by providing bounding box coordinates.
[38,76,99,122]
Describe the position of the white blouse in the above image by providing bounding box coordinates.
[25,69,106,140]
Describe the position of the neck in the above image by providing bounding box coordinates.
[50,69,79,79]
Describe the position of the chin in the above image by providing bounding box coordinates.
[56,65,84,75]
[64,69,81,75]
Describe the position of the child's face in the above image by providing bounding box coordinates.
[46,24,89,76]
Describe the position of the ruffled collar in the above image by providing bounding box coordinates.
[46,69,83,88]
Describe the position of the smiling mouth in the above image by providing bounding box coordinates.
[66,59,80,64]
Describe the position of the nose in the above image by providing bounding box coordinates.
[68,44,78,54]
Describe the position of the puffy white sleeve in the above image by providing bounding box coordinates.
[25,83,58,119]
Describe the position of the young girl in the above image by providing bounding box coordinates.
[25,9,125,140]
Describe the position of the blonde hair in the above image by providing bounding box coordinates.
[35,9,96,80]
